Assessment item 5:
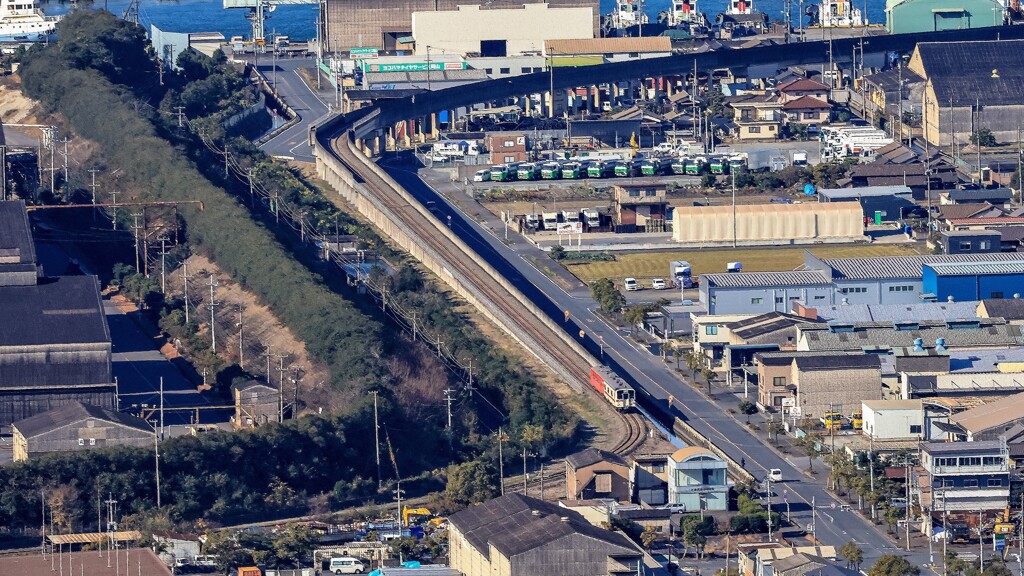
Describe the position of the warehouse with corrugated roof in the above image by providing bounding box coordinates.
[671,202,863,246]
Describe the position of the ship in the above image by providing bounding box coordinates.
[665,0,708,28]
[609,0,650,30]
[0,0,60,43]
[806,0,866,27]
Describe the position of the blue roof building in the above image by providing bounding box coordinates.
[922,260,1024,302]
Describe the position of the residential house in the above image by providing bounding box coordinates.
[728,94,783,140]
[772,553,857,576]
[11,402,153,462]
[231,380,281,430]
[776,78,829,103]
[611,183,669,233]
[722,312,820,387]
[861,399,924,441]
[782,96,831,126]
[448,494,642,576]
[840,163,930,199]
[938,230,1002,254]
[797,319,1024,354]
[940,189,1014,206]
[918,440,1010,526]
[152,531,202,568]
[692,313,757,367]
[817,185,917,222]
[754,352,880,417]
[630,452,670,506]
[935,203,1006,225]
[740,546,839,576]
[666,447,729,512]
[488,132,529,164]
[565,448,631,503]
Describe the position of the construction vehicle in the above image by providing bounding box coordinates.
[820,411,842,431]
[403,506,432,526]
[850,411,863,430]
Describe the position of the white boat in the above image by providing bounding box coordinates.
[810,0,866,26]
[726,0,753,15]
[610,0,649,30]
[0,0,60,43]
[667,0,708,27]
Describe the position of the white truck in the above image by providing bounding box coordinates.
[582,208,601,229]
[541,212,559,230]
[669,260,694,288]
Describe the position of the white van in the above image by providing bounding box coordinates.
[624,277,638,291]
[473,169,490,182]
[327,556,366,574]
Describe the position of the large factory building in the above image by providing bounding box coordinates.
[324,0,601,52]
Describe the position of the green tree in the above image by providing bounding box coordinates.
[445,460,499,507]
[700,366,715,395]
[983,561,1013,576]
[672,345,685,370]
[972,128,996,147]
[737,400,757,423]
[795,433,821,472]
[623,305,648,335]
[549,245,566,261]
[701,173,717,189]
[828,450,855,494]
[868,554,920,576]
[591,278,625,313]
[883,505,902,533]
[839,540,864,571]
[272,524,317,568]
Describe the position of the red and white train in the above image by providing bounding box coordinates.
[589,366,636,410]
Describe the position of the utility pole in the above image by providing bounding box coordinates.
[224,149,230,180]
[444,387,454,452]
[247,169,255,209]
[182,262,191,324]
[61,137,70,202]
[905,457,911,551]
[159,376,165,440]
[275,355,289,421]
[88,167,100,215]
[371,390,382,489]
[235,305,244,368]
[523,447,528,496]
[175,106,184,128]
[157,236,169,294]
[497,427,506,495]
[130,212,143,274]
[207,275,219,353]
[154,429,161,508]
[731,170,737,247]
[0,145,6,202]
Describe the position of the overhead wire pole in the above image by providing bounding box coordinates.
[157,235,169,294]
[235,305,244,368]
[182,261,191,324]
[371,390,382,489]
[208,274,220,353]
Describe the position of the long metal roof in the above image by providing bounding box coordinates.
[821,253,1024,280]
[703,270,830,288]
[925,261,1024,276]
[47,531,142,545]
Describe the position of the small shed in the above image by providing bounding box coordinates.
[817,185,916,222]
[231,380,281,430]
[939,230,1001,255]
[564,447,631,503]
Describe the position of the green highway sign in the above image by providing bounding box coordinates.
[349,47,379,58]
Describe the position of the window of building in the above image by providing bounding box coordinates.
[89,438,96,446]
[814,295,826,300]
[769,125,776,131]
[629,52,640,58]
[521,67,531,74]
[842,287,868,294]
[645,190,657,196]
[963,479,979,488]
[960,457,982,467]
[775,296,784,303]
[710,296,717,306]
[595,473,612,493]
[751,297,763,304]
[504,156,516,163]
[989,479,1003,487]
[499,67,510,74]
[960,241,973,250]
[629,190,641,198]
[705,325,719,336]
[773,376,787,387]
[910,424,922,434]
[749,126,761,134]
[651,463,666,473]
[78,439,85,446]
[983,456,1003,466]
[484,68,493,74]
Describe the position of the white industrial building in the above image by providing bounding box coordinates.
[412,3,595,56]
[861,399,924,441]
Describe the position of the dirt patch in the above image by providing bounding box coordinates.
[164,254,333,411]
[0,81,38,125]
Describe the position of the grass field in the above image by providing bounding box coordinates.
[566,244,928,284]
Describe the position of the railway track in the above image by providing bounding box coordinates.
[329,136,647,457]
[611,411,647,455]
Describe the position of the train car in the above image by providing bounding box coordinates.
[589,366,636,410]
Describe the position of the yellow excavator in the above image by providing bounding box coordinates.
[402,506,432,526]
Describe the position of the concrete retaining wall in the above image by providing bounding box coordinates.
[313,135,596,392]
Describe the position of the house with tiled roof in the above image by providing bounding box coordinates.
[782,95,831,125]
[776,78,829,103]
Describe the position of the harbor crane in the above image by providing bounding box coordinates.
[222,0,324,47]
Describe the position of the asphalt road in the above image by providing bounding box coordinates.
[379,153,921,567]
[252,56,332,161]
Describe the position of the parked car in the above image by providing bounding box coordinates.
[624,277,638,291]
[651,278,667,290]
[473,169,490,182]
[768,468,783,482]
[326,557,366,574]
